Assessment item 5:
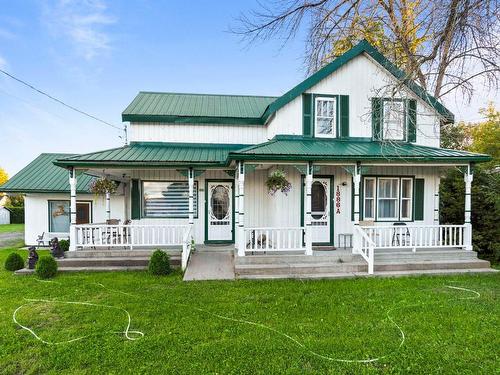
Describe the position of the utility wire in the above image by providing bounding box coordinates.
[0,68,123,131]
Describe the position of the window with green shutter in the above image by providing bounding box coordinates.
[372,97,417,142]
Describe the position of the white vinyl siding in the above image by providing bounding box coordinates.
[315,97,336,137]
[143,181,198,218]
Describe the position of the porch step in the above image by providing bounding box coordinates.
[58,266,146,273]
[57,257,152,268]
[235,261,367,277]
[374,258,491,272]
[375,249,479,262]
[65,249,180,258]
[235,253,358,265]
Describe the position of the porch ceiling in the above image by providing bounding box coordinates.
[228,135,491,164]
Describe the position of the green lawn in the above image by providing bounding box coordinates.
[0,223,24,233]
[0,248,498,374]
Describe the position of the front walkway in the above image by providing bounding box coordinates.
[183,250,235,281]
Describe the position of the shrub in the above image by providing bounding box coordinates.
[4,252,24,271]
[148,250,171,275]
[36,256,58,279]
[59,239,70,252]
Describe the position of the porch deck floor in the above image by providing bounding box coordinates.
[183,251,235,281]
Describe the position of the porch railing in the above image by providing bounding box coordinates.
[74,224,190,249]
[181,225,193,271]
[244,227,306,253]
[353,226,375,274]
[360,224,466,250]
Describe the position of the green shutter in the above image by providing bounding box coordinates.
[351,178,354,221]
[372,97,383,140]
[339,95,349,138]
[131,179,141,219]
[414,178,424,221]
[407,99,417,142]
[302,93,313,137]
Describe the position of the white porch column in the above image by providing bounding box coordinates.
[234,168,239,250]
[237,161,245,256]
[434,177,440,224]
[188,167,194,228]
[305,162,313,255]
[69,168,77,251]
[105,191,111,220]
[464,164,473,250]
[352,162,361,254]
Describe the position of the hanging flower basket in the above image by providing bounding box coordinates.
[266,169,292,196]
[90,178,117,196]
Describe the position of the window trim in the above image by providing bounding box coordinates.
[313,95,338,138]
[361,176,415,222]
[381,98,408,142]
[142,180,199,219]
[400,177,413,221]
[48,199,93,232]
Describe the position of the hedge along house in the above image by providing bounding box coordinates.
[1,40,492,277]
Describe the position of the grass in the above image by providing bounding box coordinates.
[0,248,498,374]
[0,224,24,233]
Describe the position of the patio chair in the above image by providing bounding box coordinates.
[391,222,411,246]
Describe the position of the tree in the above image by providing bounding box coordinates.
[440,104,500,263]
[235,0,500,102]
[0,167,7,186]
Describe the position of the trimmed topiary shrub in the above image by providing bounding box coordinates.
[36,256,58,279]
[148,249,171,275]
[4,252,24,271]
[59,239,70,252]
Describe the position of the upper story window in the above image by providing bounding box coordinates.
[315,97,336,138]
[383,100,405,141]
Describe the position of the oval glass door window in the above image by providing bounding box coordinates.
[311,181,327,219]
[211,185,230,220]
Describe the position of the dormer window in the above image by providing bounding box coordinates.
[383,100,406,141]
[315,97,337,138]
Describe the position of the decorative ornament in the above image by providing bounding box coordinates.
[336,185,341,214]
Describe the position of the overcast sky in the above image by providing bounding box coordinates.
[1,0,498,177]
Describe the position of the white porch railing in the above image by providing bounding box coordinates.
[74,224,190,249]
[244,227,306,253]
[353,226,375,274]
[181,225,193,271]
[360,224,466,250]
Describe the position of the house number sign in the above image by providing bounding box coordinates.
[335,185,341,214]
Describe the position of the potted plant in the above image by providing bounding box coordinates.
[90,177,117,196]
[266,169,292,195]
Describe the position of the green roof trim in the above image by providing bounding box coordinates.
[228,135,490,163]
[0,153,95,194]
[262,40,454,123]
[54,142,248,168]
[122,92,277,125]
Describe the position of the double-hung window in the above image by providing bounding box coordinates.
[377,178,400,220]
[382,100,405,141]
[362,177,414,221]
[315,97,336,137]
[363,178,376,220]
[143,181,198,218]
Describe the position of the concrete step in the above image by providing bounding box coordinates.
[374,259,490,272]
[58,266,146,273]
[65,250,180,258]
[57,257,150,268]
[235,261,367,276]
[374,268,498,277]
[375,249,478,261]
[235,253,360,265]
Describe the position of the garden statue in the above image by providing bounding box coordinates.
[27,246,39,269]
[50,237,65,258]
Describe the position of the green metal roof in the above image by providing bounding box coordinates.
[0,153,95,193]
[122,41,454,125]
[54,142,248,168]
[122,92,277,125]
[229,135,490,163]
